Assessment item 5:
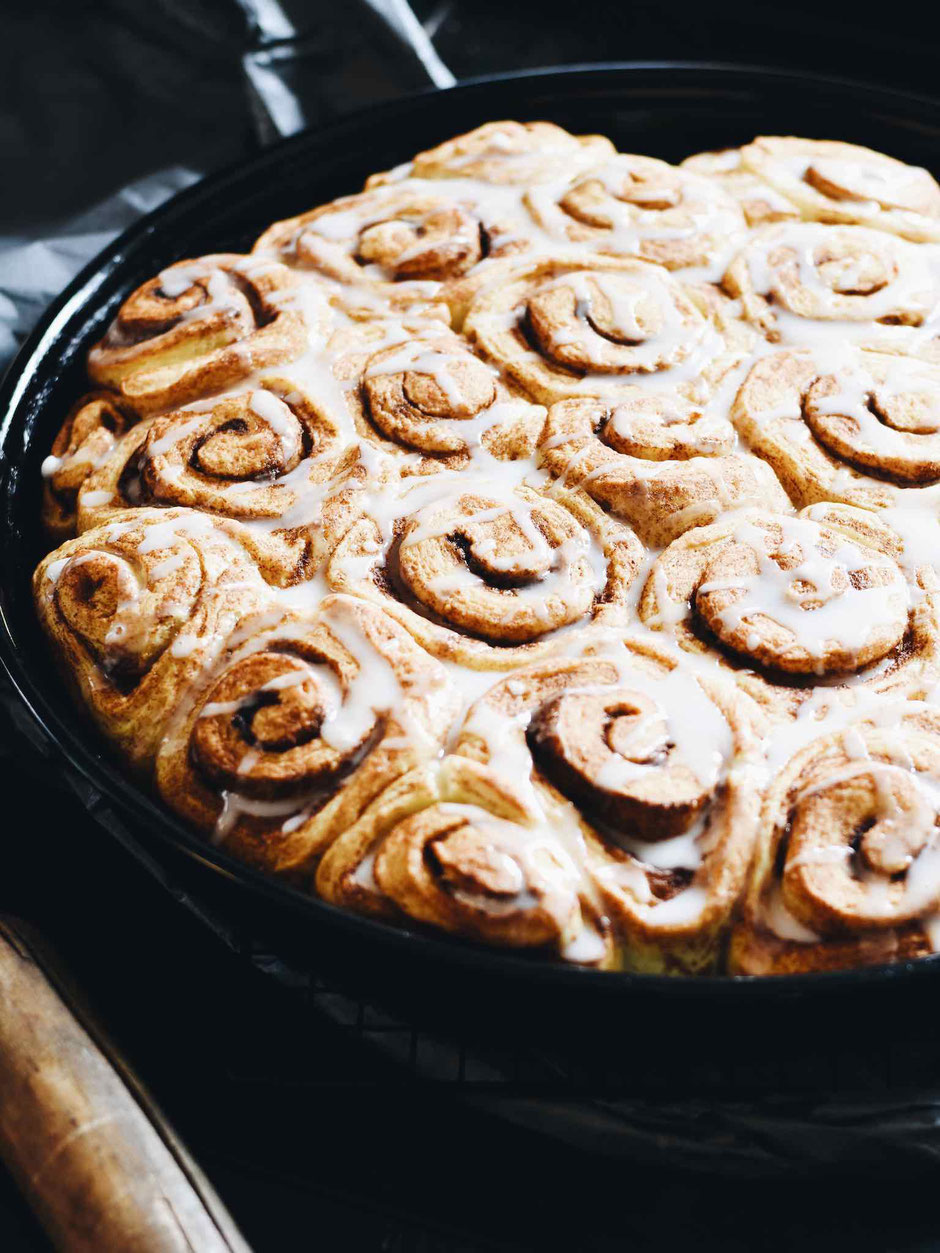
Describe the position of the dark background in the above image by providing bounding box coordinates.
[3,3,940,1249]
[5,0,940,238]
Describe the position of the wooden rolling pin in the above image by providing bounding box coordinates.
[0,917,252,1252]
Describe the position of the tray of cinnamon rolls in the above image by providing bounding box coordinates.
[7,66,940,984]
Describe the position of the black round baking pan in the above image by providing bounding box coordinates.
[4,63,940,1047]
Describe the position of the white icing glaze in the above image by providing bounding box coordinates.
[696,514,910,673]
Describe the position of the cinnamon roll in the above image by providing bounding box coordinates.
[74,378,374,586]
[253,185,529,303]
[731,708,940,974]
[525,154,746,274]
[731,347,940,522]
[722,222,940,355]
[317,754,615,965]
[41,393,138,541]
[739,137,940,243]
[87,255,310,413]
[465,255,749,406]
[537,395,790,545]
[638,506,936,716]
[34,508,274,768]
[340,331,545,472]
[326,476,643,667]
[155,594,460,876]
[369,121,616,187]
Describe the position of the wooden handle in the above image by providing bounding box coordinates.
[0,917,252,1253]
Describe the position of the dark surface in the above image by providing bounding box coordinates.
[411,0,940,99]
[5,12,940,1250]
[6,0,940,240]
[5,745,940,1253]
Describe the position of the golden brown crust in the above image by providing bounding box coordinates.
[444,631,765,972]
